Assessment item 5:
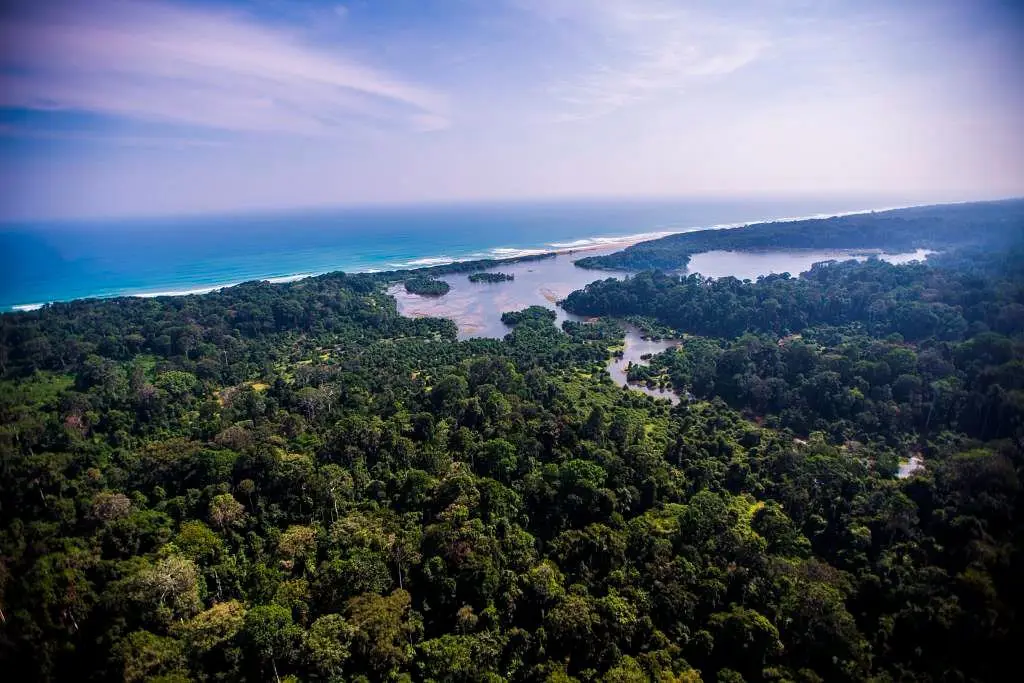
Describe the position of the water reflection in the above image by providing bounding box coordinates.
[686,249,934,280]
[606,326,681,404]
[388,247,630,339]
[390,246,934,404]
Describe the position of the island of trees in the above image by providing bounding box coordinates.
[403,276,451,296]
[0,199,1022,682]
[468,272,515,283]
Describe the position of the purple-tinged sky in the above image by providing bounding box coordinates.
[1,0,1022,219]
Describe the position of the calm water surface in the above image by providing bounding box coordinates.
[606,326,681,404]
[686,249,934,280]
[392,248,933,339]
[388,247,630,339]
[391,247,932,402]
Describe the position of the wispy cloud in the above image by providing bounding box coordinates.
[517,0,769,120]
[0,0,448,135]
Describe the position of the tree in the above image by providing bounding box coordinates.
[304,613,355,679]
[277,525,317,572]
[547,591,600,654]
[346,589,419,675]
[417,633,504,681]
[175,520,224,563]
[243,604,303,683]
[132,554,202,623]
[116,630,187,683]
[91,491,132,521]
[385,522,423,591]
[707,607,782,678]
[173,599,246,654]
[209,493,245,530]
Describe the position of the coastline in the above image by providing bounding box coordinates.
[2,202,920,313]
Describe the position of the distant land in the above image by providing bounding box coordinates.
[575,198,1024,271]
[3,197,1021,313]
[0,197,928,311]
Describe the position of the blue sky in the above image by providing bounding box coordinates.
[1,0,1022,219]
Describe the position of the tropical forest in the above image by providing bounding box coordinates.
[1,200,1023,683]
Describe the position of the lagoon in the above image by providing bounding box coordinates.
[391,247,935,340]
[685,248,934,280]
[391,246,932,403]
[388,246,631,339]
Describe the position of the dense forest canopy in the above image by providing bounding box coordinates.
[563,251,1024,443]
[469,273,515,283]
[576,199,1024,271]
[1,200,1023,682]
[404,277,452,297]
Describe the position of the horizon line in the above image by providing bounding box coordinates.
[4,191,1023,225]
[3,198,1010,312]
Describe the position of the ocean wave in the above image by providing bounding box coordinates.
[264,272,317,284]
[391,248,551,268]
[393,256,458,267]
[5,202,924,313]
[135,272,321,298]
[486,247,550,258]
[548,231,675,249]
[695,205,914,233]
[136,284,237,298]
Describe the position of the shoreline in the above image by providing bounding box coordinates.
[2,201,924,313]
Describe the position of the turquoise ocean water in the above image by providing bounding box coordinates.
[0,197,905,311]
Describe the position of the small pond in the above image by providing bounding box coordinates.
[605,326,682,404]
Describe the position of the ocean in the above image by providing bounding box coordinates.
[0,197,906,311]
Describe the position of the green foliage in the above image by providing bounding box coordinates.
[1,204,1023,681]
[346,589,418,675]
[564,258,1024,443]
[243,603,303,675]
[116,630,187,683]
[576,199,1024,270]
[500,305,557,326]
[405,276,452,296]
[468,272,515,283]
[172,599,246,654]
[304,613,355,678]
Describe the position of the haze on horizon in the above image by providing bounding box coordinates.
[1,0,1022,221]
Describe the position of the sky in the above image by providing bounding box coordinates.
[1,0,1022,220]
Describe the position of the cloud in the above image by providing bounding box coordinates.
[0,0,447,135]
[517,0,769,120]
